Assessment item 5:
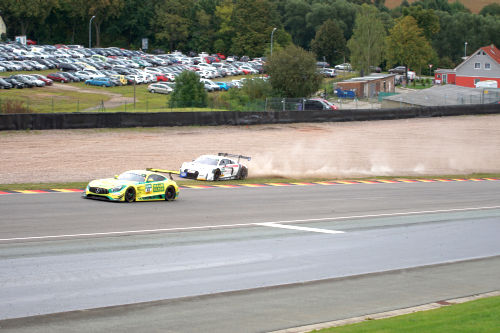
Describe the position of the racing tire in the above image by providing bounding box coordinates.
[165,186,176,201]
[151,90,155,94]
[213,169,221,181]
[124,187,136,203]
[238,166,248,180]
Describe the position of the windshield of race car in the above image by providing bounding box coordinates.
[194,156,219,165]
[118,172,146,182]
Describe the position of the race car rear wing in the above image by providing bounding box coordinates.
[146,168,180,180]
[218,153,251,163]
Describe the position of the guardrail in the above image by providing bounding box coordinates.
[1,103,499,131]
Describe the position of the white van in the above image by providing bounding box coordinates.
[475,80,498,88]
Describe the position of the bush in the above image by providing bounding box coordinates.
[169,71,207,108]
[0,99,32,114]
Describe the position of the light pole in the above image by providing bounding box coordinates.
[89,15,96,48]
[270,27,277,57]
[464,41,468,58]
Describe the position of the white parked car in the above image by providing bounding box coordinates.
[148,83,173,94]
[334,63,352,71]
[200,78,220,91]
[180,153,251,181]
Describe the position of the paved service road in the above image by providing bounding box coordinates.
[0,181,499,332]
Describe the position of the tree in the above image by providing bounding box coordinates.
[265,44,322,98]
[89,0,124,47]
[480,3,500,17]
[153,0,193,51]
[311,19,346,66]
[283,0,313,49]
[0,0,58,37]
[213,0,234,54]
[169,71,207,108]
[402,5,440,40]
[231,0,280,58]
[347,4,386,75]
[385,16,433,76]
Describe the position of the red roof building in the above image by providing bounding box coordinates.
[434,45,500,88]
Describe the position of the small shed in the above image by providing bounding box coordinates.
[434,69,456,84]
[335,74,395,98]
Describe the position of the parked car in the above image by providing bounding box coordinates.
[370,66,382,73]
[148,83,173,94]
[0,78,12,89]
[334,63,352,71]
[3,77,25,88]
[200,78,220,92]
[303,98,338,110]
[388,66,407,74]
[10,75,36,88]
[85,77,115,87]
[320,68,336,78]
[216,82,230,91]
[31,74,53,86]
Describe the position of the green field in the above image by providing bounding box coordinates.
[0,72,255,113]
[314,295,500,333]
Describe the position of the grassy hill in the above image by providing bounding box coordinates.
[384,0,496,14]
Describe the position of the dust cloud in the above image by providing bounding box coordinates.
[0,115,499,183]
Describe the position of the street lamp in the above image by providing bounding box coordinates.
[89,15,96,48]
[270,27,277,57]
[464,41,468,58]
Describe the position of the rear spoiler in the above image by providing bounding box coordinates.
[146,168,180,180]
[218,153,251,163]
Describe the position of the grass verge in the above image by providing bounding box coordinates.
[314,295,500,333]
[1,173,498,191]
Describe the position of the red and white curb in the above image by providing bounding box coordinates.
[1,178,498,195]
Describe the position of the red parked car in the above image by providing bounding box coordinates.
[156,74,169,82]
[47,73,69,83]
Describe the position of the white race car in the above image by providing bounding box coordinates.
[180,153,251,181]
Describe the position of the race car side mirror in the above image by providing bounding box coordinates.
[114,175,118,179]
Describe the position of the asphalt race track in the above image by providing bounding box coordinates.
[0,180,499,332]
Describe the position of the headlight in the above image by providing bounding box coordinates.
[110,185,125,193]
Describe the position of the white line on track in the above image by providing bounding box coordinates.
[1,205,499,242]
[256,223,344,234]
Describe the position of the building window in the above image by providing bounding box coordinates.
[485,63,491,70]
[474,63,481,69]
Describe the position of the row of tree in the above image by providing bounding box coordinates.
[0,0,499,71]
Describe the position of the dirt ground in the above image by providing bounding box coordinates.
[1,115,500,184]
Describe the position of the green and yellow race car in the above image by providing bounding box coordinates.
[83,169,179,202]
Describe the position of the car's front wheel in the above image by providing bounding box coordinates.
[124,187,136,203]
[165,186,176,201]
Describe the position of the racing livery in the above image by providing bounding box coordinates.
[180,153,251,181]
[83,169,179,202]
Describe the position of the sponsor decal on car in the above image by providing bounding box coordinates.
[153,183,164,192]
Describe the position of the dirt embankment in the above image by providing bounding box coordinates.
[1,115,500,184]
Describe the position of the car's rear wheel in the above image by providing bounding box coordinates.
[151,89,155,93]
[124,187,136,203]
[165,186,176,201]
[213,169,221,181]
[238,166,248,180]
